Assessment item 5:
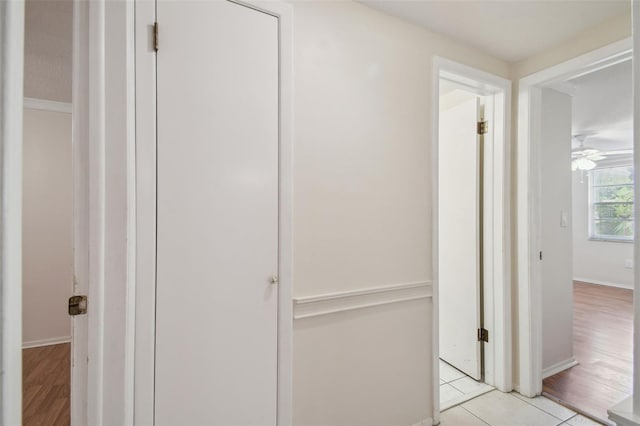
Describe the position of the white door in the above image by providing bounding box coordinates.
[438,97,482,380]
[154,1,279,425]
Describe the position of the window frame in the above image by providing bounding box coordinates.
[587,164,634,243]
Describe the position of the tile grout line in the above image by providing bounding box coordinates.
[512,393,577,423]
[460,405,492,425]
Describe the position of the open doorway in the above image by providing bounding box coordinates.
[432,59,512,420]
[537,58,633,424]
[516,36,634,425]
[22,1,74,424]
[438,81,494,409]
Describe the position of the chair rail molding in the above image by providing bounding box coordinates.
[293,281,433,319]
[24,97,72,114]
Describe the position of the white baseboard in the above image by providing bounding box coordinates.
[608,396,640,426]
[574,277,633,290]
[542,357,578,379]
[410,417,433,426]
[23,336,71,349]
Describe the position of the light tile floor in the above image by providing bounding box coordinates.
[440,389,607,426]
[439,359,494,410]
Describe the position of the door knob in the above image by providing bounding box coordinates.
[270,275,278,285]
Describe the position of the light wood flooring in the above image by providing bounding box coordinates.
[543,281,632,423]
[23,343,70,426]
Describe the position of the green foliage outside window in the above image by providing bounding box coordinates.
[590,166,634,240]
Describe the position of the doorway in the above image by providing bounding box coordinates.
[22,1,75,424]
[438,83,493,409]
[517,37,633,422]
[535,58,633,424]
[432,58,512,422]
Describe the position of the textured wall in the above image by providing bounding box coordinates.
[24,0,72,102]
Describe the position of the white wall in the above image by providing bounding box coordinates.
[540,88,574,372]
[572,171,634,288]
[290,1,508,424]
[22,108,72,347]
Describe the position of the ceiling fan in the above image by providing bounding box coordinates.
[571,134,604,171]
[570,134,633,171]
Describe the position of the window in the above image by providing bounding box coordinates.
[589,166,634,241]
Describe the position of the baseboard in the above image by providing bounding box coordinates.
[410,417,433,426]
[608,396,640,426]
[574,277,633,290]
[23,336,71,349]
[542,357,578,379]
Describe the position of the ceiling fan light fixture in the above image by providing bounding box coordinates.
[572,157,597,171]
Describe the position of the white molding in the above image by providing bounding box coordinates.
[293,282,433,319]
[23,336,72,349]
[517,38,632,398]
[123,1,136,424]
[431,56,512,425]
[573,278,633,290]
[86,0,106,423]
[133,1,157,424]
[1,1,25,424]
[23,97,72,114]
[411,417,433,426]
[608,397,640,426]
[71,0,90,424]
[633,0,640,411]
[541,358,578,379]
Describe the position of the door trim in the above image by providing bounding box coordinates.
[0,0,25,424]
[133,1,294,424]
[431,57,512,425]
[516,37,632,397]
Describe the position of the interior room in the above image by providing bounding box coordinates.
[0,1,638,426]
[21,0,73,424]
[540,59,633,424]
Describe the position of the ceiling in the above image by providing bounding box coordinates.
[569,59,632,154]
[357,0,630,63]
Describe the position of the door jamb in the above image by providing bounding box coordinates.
[431,57,512,424]
[133,1,294,425]
[0,1,25,424]
[516,37,632,397]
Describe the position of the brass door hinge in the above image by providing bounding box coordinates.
[477,120,488,135]
[68,295,87,316]
[478,121,489,135]
[477,328,489,342]
[153,22,159,52]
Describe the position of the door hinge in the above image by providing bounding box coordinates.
[68,295,87,316]
[477,328,489,342]
[153,22,159,52]
[477,120,488,135]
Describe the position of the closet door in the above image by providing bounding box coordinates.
[438,98,483,380]
[154,2,279,424]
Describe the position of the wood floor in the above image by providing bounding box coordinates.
[543,281,632,423]
[23,343,70,426]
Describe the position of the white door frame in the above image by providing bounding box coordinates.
[432,57,512,424]
[0,0,25,424]
[133,1,294,424]
[516,37,632,397]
